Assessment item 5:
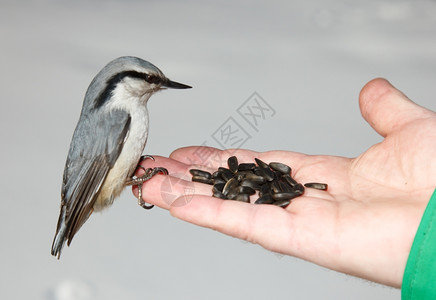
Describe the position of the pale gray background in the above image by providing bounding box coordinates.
[1,0,436,299]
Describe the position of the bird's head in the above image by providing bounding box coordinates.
[83,56,191,111]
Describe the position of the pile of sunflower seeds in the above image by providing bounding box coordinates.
[189,156,327,208]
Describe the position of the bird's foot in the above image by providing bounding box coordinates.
[139,154,155,162]
[126,164,168,210]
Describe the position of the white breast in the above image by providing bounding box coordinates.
[94,80,152,211]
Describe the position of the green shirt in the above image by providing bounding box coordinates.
[402,189,436,299]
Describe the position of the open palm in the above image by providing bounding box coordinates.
[135,78,436,288]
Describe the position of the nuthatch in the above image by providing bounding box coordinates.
[51,56,191,258]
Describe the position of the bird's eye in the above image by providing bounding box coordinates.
[146,74,160,85]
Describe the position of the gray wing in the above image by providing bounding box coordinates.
[51,109,131,258]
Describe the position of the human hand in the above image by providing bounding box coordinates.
[133,78,436,288]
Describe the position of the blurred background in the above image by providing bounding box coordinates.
[1,0,435,299]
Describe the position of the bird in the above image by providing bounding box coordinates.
[51,56,191,259]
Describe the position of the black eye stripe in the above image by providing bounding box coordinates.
[108,71,161,86]
[93,71,161,109]
[112,71,161,84]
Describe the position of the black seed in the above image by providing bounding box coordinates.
[212,183,225,193]
[192,176,214,185]
[218,167,231,172]
[238,163,256,171]
[259,183,270,197]
[272,170,283,179]
[227,156,239,173]
[304,182,328,190]
[273,199,291,208]
[272,191,302,201]
[244,173,267,184]
[234,170,252,181]
[254,158,269,169]
[282,174,298,187]
[254,167,275,182]
[227,189,239,200]
[212,171,222,179]
[278,180,293,192]
[294,183,305,194]
[222,177,238,197]
[221,169,235,181]
[237,186,256,195]
[235,194,250,202]
[269,162,291,175]
[255,194,274,204]
[189,169,212,179]
[270,180,282,193]
[213,178,226,185]
[213,191,227,199]
[240,179,261,190]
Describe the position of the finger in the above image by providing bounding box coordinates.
[131,156,213,209]
[170,146,260,168]
[169,146,224,165]
[170,146,312,171]
[132,174,215,209]
[169,195,298,253]
[136,155,191,178]
[359,78,433,137]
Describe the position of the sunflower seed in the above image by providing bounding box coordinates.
[189,169,212,179]
[222,177,238,197]
[282,174,298,187]
[240,179,261,190]
[259,183,270,197]
[254,167,275,182]
[237,186,256,195]
[212,170,222,179]
[218,167,231,172]
[227,156,239,173]
[213,191,227,199]
[212,183,225,193]
[213,178,226,185]
[234,170,252,181]
[192,176,214,184]
[294,183,305,194]
[255,194,274,204]
[220,169,235,181]
[278,180,293,193]
[273,199,291,208]
[254,158,269,169]
[269,162,291,175]
[270,180,282,193]
[238,163,256,171]
[304,182,328,190]
[244,173,266,184]
[235,194,250,202]
[227,190,239,200]
[272,191,302,201]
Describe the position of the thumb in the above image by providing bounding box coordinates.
[359,78,432,137]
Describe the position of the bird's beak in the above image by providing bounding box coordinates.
[163,79,192,89]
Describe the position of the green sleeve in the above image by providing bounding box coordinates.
[402,189,436,299]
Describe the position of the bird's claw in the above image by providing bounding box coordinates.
[126,161,169,210]
[140,154,155,162]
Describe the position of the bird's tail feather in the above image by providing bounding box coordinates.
[51,206,68,259]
